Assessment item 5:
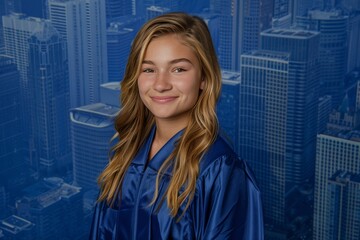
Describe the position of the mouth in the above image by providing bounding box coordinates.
[150,96,178,103]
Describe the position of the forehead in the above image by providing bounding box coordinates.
[143,34,197,60]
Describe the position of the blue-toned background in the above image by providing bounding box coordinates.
[0,0,359,239]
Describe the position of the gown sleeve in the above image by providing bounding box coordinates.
[192,155,264,240]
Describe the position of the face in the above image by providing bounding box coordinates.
[138,34,204,127]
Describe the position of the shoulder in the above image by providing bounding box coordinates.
[197,133,260,192]
[198,133,244,178]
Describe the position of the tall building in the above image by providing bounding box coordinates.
[297,10,349,107]
[217,71,241,153]
[16,177,83,239]
[0,55,22,183]
[2,14,47,102]
[240,50,290,232]
[327,171,360,240]
[70,102,119,189]
[347,13,360,72]
[0,55,26,216]
[107,22,135,82]
[260,28,320,187]
[48,0,108,108]
[210,0,274,71]
[2,14,51,164]
[71,83,120,189]
[28,21,71,175]
[314,131,360,240]
[243,29,320,238]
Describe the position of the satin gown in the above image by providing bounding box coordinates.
[89,128,264,239]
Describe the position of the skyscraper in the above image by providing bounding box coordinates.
[314,131,360,240]
[297,10,349,107]
[260,28,320,185]
[28,21,71,175]
[210,0,274,71]
[327,171,360,240]
[107,22,135,82]
[71,83,120,189]
[217,71,241,153]
[2,14,52,167]
[48,0,108,108]
[0,55,22,175]
[347,13,360,72]
[240,50,291,230]
[240,29,320,238]
[70,102,119,189]
[0,55,24,200]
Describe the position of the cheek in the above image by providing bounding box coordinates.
[137,78,148,95]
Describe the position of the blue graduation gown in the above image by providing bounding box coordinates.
[89,128,264,239]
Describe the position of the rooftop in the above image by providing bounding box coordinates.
[222,71,241,82]
[329,170,360,184]
[20,178,81,209]
[0,215,33,234]
[101,82,121,91]
[307,10,348,20]
[70,103,119,127]
[243,50,290,62]
[262,28,319,39]
[322,129,360,142]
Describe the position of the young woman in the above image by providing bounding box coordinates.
[90,12,263,239]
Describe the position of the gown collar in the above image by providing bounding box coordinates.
[132,126,184,174]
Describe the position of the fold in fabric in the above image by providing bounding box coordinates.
[89,127,264,239]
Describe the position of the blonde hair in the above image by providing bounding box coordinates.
[98,12,221,218]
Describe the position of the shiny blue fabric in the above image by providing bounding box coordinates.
[89,128,264,239]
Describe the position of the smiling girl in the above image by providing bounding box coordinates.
[90,12,264,240]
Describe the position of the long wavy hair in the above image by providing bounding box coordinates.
[97,12,221,218]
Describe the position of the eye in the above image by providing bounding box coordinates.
[173,67,186,73]
[142,68,154,73]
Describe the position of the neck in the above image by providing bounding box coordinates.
[154,118,186,142]
[148,118,187,160]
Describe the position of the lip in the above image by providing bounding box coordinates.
[150,96,178,103]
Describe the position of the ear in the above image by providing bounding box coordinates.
[200,78,205,90]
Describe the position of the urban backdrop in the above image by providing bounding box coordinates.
[0,0,360,239]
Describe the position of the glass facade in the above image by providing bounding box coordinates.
[48,0,108,108]
[28,22,71,175]
[327,171,360,240]
[314,133,360,240]
[239,50,290,229]
[217,71,241,152]
[297,10,349,107]
[70,103,119,189]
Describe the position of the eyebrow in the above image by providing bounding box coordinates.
[142,58,193,65]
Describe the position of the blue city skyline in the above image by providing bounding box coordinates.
[0,0,359,239]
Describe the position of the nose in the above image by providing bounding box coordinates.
[153,71,172,92]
